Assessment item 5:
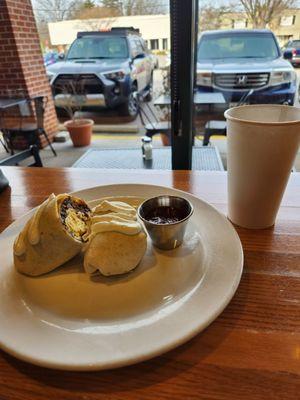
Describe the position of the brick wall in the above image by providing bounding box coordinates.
[0,0,58,149]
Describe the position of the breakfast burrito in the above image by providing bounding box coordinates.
[84,200,147,276]
[14,194,91,276]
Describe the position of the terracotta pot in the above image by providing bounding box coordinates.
[64,119,94,147]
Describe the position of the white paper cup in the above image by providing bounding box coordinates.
[225,105,300,229]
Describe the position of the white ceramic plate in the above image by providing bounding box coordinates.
[0,184,243,370]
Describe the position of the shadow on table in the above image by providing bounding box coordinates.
[3,266,250,395]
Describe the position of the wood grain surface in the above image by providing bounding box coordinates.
[0,167,299,400]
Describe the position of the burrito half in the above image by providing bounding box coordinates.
[14,194,91,276]
[84,200,147,276]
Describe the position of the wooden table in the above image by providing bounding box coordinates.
[0,167,299,400]
[154,92,226,106]
[0,98,27,110]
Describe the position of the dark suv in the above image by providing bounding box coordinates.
[282,39,300,67]
[197,29,296,106]
[46,28,153,117]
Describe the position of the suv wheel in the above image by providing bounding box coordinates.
[119,84,138,118]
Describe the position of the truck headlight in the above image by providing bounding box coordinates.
[104,70,126,81]
[197,71,212,87]
[269,70,296,86]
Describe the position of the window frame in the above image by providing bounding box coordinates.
[170,0,198,170]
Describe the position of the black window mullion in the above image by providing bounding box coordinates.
[170,0,197,170]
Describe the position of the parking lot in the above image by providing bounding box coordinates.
[56,57,300,133]
[3,57,299,169]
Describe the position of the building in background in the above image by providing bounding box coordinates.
[48,9,300,52]
[48,14,170,51]
[222,9,300,46]
[274,9,300,45]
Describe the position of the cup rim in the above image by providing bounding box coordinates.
[137,195,194,227]
[224,104,300,126]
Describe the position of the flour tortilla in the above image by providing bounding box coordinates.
[84,196,147,276]
[84,230,147,276]
[89,196,145,212]
[14,194,91,276]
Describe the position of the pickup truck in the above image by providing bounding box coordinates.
[46,28,153,117]
[196,29,296,106]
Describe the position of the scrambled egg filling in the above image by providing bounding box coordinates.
[60,196,91,242]
[64,209,88,241]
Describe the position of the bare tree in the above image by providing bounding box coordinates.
[240,0,296,28]
[74,5,121,19]
[199,3,236,32]
[101,0,122,13]
[33,0,167,22]
[73,6,119,31]
[32,0,86,22]
[101,0,167,15]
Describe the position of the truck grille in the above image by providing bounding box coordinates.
[53,74,103,95]
[214,73,269,89]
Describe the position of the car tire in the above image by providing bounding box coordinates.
[118,84,138,118]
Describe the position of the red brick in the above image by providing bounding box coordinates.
[0,0,58,148]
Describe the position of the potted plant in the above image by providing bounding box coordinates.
[55,81,94,147]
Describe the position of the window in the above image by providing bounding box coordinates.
[162,38,168,50]
[232,19,247,29]
[150,39,159,50]
[134,38,144,55]
[37,7,174,167]
[139,38,147,51]
[192,0,298,169]
[198,32,280,60]
[129,37,138,57]
[280,15,296,26]
[67,36,128,60]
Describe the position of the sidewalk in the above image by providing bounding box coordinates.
[1,132,299,170]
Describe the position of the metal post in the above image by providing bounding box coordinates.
[170,0,197,170]
[194,1,199,89]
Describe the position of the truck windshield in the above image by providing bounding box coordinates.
[198,32,279,60]
[67,36,128,60]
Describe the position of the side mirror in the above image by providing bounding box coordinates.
[283,50,293,60]
[58,53,65,60]
[134,53,145,60]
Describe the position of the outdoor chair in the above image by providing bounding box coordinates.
[137,94,171,142]
[0,145,43,167]
[203,89,254,146]
[2,96,57,156]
